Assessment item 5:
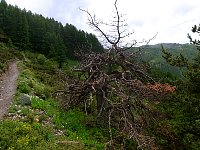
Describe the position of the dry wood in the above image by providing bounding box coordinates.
[58,1,164,149]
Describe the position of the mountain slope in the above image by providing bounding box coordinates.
[138,43,197,81]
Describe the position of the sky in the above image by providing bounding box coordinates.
[5,0,200,45]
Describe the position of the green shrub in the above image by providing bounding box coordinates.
[33,83,45,97]
[31,96,49,110]
[37,54,47,65]
[0,62,4,73]
[31,97,58,117]
[45,59,58,70]
[0,120,54,150]
[17,81,31,94]
[0,42,6,49]
[154,91,200,150]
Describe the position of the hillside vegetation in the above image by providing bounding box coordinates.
[0,42,22,74]
[0,43,112,150]
[1,40,199,150]
[137,43,198,82]
[0,0,200,149]
[0,0,104,66]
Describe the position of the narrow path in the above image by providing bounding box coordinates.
[0,61,19,119]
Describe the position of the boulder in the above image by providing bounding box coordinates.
[18,94,32,106]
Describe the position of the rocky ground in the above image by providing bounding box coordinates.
[0,61,19,119]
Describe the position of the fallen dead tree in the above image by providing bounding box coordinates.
[56,1,173,149]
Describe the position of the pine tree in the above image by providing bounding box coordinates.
[0,0,7,31]
[16,10,30,50]
[161,24,200,149]
[62,24,78,59]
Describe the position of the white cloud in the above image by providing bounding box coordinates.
[6,0,52,15]
[5,0,200,44]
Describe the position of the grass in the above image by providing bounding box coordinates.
[0,120,62,150]
[2,96,107,149]
[54,109,106,148]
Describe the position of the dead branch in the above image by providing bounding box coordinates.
[80,0,135,48]
[59,0,164,149]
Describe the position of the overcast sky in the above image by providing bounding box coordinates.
[5,0,200,45]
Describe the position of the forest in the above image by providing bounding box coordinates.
[0,0,200,149]
[0,0,104,66]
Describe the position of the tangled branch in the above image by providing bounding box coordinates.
[59,0,166,149]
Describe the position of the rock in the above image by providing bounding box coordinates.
[18,94,32,106]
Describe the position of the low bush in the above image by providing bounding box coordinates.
[37,54,47,65]
[17,81,31,94]
[0,120,55,150]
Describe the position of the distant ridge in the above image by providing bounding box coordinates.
[143,43,191,49]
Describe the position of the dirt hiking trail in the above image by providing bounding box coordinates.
[0,61,19,119]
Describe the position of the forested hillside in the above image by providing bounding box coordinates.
[136,43,198,82]
[0,0,104,66]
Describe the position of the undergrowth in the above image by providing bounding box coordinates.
[0,50,108,150]
[0,42,22,74]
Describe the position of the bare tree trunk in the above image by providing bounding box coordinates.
[96,86,107,114]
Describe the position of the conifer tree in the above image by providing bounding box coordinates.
[161,24,200,149]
